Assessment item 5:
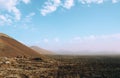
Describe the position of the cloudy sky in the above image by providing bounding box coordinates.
[0,0,120,54]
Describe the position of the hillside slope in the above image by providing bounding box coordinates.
[0,33,44,58]
[31,46,54,55]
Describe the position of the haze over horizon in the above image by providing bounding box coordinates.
[0,0,120,54]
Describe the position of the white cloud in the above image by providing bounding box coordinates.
[14,12,36,31]
[71,35,96,43]
[23,12,35,22]
[41,0,120,16]
[73,34,120,42]
[22,0,30,4]
[73,37,81,40]
[41,0,61,16]
[81,0,120,4]
[79,0,104,4]
[0,0,23,26]
[112,0,119,3]
[26,12,35,18]
[84,35,96,40]
[43,38,49,43]
[99,34,120,39]
[0,15,12,25]
[12,7,21,20]
[54,38,60,42]
[57,33,120,53]
[0,0,32,26]
[112,0,116,3]
[0,0,21,21]
[63,0,74,9]
[40,0,120,16]
[40,0,75,16]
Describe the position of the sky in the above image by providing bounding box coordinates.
[0,0,120,54]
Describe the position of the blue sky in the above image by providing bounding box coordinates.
[0,0,120,54]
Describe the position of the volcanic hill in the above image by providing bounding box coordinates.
[0,33,44,57]
[31,46,54,55]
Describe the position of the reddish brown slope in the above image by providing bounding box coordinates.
[30,46,54,55]
[0,33,44,57]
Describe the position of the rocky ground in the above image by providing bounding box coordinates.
[0,56,58,78]
[0,55,120,78]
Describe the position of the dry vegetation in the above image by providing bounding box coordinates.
[0,55,120,78]
[48,55,120,78]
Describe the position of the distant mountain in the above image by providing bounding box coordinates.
[0,33,45,58]
[30,46,54,55]
[56,50,120,55]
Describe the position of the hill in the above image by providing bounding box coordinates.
[30,46,54,55]
[0,33,44,58]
